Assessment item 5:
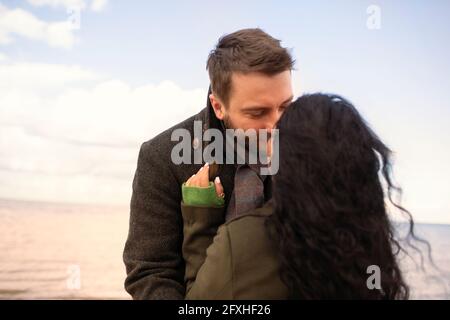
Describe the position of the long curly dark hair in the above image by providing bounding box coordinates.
[266,93,429,299]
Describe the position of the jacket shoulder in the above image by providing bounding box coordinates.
[226,214,270,240]
[224,213,288,299]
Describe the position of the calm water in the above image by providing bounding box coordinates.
[0,198,448,300]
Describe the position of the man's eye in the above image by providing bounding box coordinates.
[247,111,265,118]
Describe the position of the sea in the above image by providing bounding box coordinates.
[0,198,448,300]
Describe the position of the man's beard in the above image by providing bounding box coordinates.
[221,113,271,165]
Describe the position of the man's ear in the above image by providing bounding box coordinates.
[209,93,225,120]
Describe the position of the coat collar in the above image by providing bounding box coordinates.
[196,85,224,133]
[192,85,231,178]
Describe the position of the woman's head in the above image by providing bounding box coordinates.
[267,93,423,299]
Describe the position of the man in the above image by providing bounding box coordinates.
[123,28,295,299]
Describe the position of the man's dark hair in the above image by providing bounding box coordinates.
[207,28,294,106]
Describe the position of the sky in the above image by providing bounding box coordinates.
[0,0,449,224]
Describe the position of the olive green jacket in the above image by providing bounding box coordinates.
[181,201,289,300]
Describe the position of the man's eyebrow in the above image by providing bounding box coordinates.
[282,95,294,105]
[243,96,295,112]
[242,106,271,112]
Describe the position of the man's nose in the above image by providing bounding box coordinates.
[264,110,282,131]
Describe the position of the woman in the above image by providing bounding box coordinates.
[181,93,425,299]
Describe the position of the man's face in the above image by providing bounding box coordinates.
[210,70,293,132]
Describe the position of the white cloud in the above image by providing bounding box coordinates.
[26,0,108,11]
[0,52,7,61]
[27,0,86,10]
[0,62,100,92]
[90,0,107,12]
[0,4,77,49]
[0,62,206,205]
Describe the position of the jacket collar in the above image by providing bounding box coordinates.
[194,85,226,146]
